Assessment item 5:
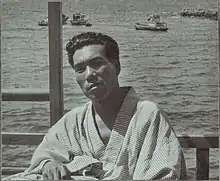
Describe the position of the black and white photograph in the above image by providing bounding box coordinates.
[1,0,219,180]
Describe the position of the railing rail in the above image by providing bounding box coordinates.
[2,132,219,148]
[2,89,49,101]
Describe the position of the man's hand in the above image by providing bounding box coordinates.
[42,160,71,180]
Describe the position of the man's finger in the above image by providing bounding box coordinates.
[42,172,48,180]
[60,166,70,180]
[53,168,61,180]
[47,170,54,180]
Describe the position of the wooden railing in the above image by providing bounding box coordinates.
[1,1,219,180]
[1,132,219,180]
[2,107,218,179]
[2,0,64,177]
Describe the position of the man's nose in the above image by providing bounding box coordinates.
[85,66,97,82]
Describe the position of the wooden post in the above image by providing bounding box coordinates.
[196,148,209,180]
[218,2,220,53]
[218,2,220,123]
[48,1,64,127]
[0,19,2,180]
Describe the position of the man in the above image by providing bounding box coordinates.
[4,32,187,180]
[147,14,160,22]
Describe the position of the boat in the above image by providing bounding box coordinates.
[135,22,168,31]
[70,12,92,26]
[38,18,49,26]
[38,14,69,26]
[180,8,217,20]
[135,14,168,31]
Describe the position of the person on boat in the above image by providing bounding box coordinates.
[3,32,187,180]
[62,14,68,20]
[147,14,159,22]
[146,14,165,26]
[62,14,69,24]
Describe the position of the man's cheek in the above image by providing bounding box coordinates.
[102,68,112,80]
[76,76,84,88]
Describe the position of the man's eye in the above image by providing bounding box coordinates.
[75,66,86,73]
[92,61,103,68]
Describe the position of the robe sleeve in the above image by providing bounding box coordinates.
[133,107,187,180]
[25,109,101,175]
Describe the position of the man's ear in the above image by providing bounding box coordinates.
[113,61,120,76]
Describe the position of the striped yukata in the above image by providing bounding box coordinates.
[3,87,187,180]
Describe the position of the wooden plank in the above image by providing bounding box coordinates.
[48,1,64,127]
[196,148,209,180]
[2,89,49,101]
[2,167,27,175]
[177,135,219,148]
[2,132,45,145]
[2,132,219,148]
[0,27,2,177]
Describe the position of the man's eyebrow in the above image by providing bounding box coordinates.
[74,56,104,67]
[89,56,104,63]
[74,61,85,68]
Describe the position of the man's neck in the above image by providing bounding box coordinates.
[92,87,130,129]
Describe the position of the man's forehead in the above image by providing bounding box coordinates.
[73,44,106,64]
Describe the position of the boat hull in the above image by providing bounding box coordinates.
[85,23,92,27]
[70,20,88,25]
[135,23,168,31]
[38,22,48,26]
[38,16,69,26]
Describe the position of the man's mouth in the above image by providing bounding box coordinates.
[87,83,103,90]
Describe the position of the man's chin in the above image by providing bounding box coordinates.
[86,92,110,103]
[85,87,113,103]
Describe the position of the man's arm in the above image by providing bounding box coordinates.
[26,113,77,174]
[133,108,187,180]
[24,108,102,179]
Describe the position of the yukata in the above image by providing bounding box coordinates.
[3,87,187,180]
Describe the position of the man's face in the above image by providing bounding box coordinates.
[73,44,119,102]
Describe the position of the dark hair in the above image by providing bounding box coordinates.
[66,32,121,75]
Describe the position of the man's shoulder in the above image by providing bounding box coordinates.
[135,100,171,130]
[137,99,159,112]
[53,101,91,128]
[46,102,91,134]
[135,100,164,124]
[65,101,91,118]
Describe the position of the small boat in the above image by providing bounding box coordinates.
[135,14,168,31]
[85,22,92,27]
[38,14,69,26]
[70,12,92,26]
[38,18,49,26]
[135,22,168,31]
